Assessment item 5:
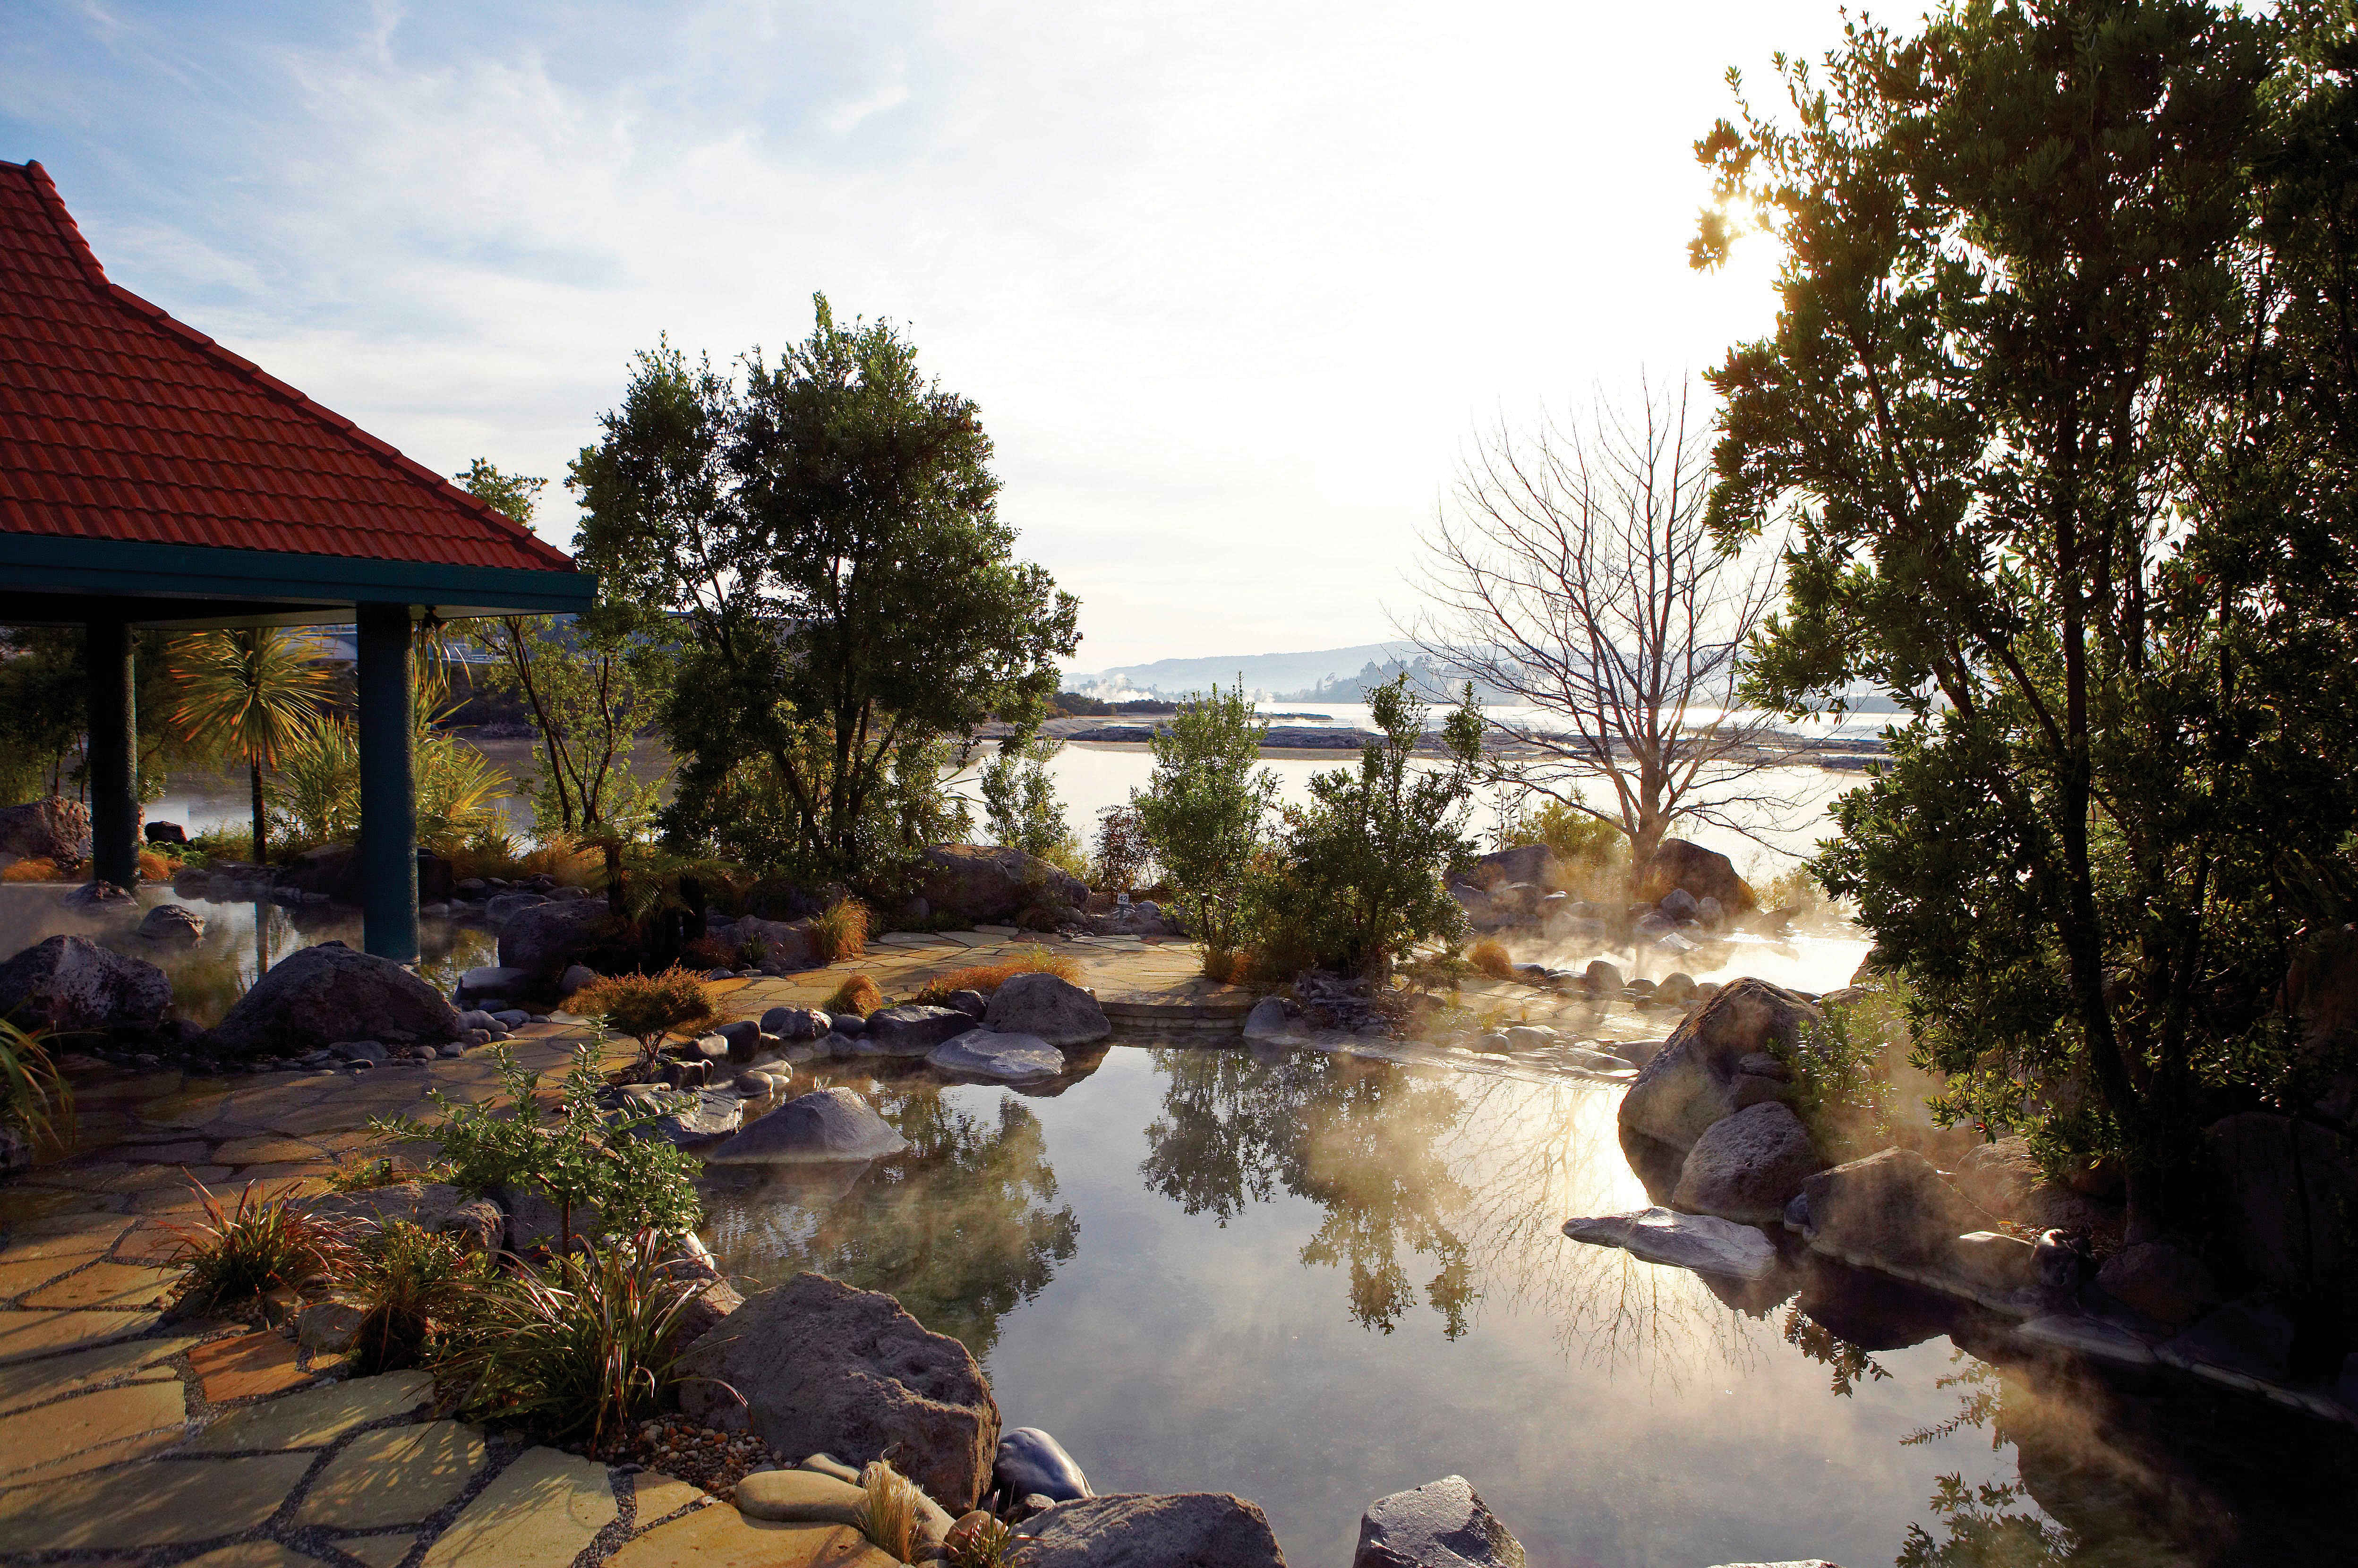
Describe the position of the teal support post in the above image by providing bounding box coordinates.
[356,603,419,964]
[85,616,139,890]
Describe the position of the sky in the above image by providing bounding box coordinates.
[4,0,1865,670]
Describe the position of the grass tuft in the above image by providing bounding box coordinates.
[912,946,1080,1005]
[0,858,60,883]
[856,1461,923,1561]
[164,1178,354,1311]
[946,1511,1022,1568]
[811,897,870,963]
[0,1018,73,1150]
[345,1220,484,1373]
[1469,938,1515,980]
[825,973,884,1018]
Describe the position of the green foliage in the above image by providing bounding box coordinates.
[0,626,209,809]
[572,308,1078,883]
[372,1045,701,1251]
[1247,678,1485,977]
[1696,0,2358,1231]
[166,627,333,867]
[440,1229,713,1456]
[564,969,718,1066]
[0,1018,71,1150]
[1778,993,1900,1162]
[1492,795,1623,867]
[164,1180,354,1310]
[1132,682,1279,964]
[343,1220,485,1374]
[980,727,1077,863]
[1090,802,1153,891]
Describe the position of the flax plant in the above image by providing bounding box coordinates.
[168,627,333,866]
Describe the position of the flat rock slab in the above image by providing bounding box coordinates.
[0,1376,188,1483]
[182,1543,341,1568]
[0,1330,204,1414]
[734,1466,869,1525]
[929,1030,1065,1081]
[339,1535,421,1568]
[297,1419,489,1528]
[0,1450,316,1551]
[607,1509,897,1568]
[631,1469,714,1526]
[0,1307,162,1363]
[2014,1313,2158,1370]
[189,1369,434,1452]
[1561,1208,1782,1283]
[420,1445,619,1568]
[191,1329,313,1401]
[20,1260,178,1309]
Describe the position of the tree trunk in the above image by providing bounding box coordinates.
[249,760,268,865]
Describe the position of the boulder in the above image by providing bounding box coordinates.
[0,797,91,863]
[142,820,186,846]
[1354,1475,1525,1568]
[943,989,989,1020]
[1581,959,1623,995]
[1618,979,1820,1154]
[917,845,1087,926]
[1243,997,1294,1044]
[982,972,1111,1046]
[1469,844,1558,893]
[679,1272,1000,1511]
[497,899,621,983]
[1634,838,1757,914]
[280,843,455,906]
[1560,1208,1782,1283]
[558,963,599,996]
[62,880,139,917]
[1657,888,1700,923]
[868,1004,978,1056]
[760,1006,830,1041]
[996,1427,1091,1504]
[2204,1112,2357,1322]
[1021,1493,1288,1568]
[459,966,534,1003]
[205,940,461,1058]
[707,1087,910,1164]
[1671,1102,1825,1225]
[0,934,171,1038]
[931,1030,1065,1080]
[136,903,205,946]
[734,1468,869,1526]
[737,916,820,970]
[1800,1149,1998,1271]
[2095,1239,2220,1329]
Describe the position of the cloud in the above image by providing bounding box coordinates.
[2,0,1835,667]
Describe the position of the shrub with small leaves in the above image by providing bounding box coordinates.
[564,968,718,1067]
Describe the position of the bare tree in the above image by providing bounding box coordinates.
[1406,381,1795,865]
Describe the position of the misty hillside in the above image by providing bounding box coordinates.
[1066,642,1418,699]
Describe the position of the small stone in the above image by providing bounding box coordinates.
[1355,1474,1525,1568]
[733,1467,869,1525]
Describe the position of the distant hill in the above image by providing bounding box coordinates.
[1066,643,1417,700]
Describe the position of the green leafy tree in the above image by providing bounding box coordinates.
[1132,682,1279,964]
[166,628,333,866]
[1256,676,1484,977]
[979,727,1076,861]
[572,306,1078,883]
[1695,0,2358,1233]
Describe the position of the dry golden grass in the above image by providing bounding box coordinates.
[519,841,604,887]
[1469,938,1515,980]
[810,896,869,963]
[825,973,884,1018]
[1200,948,1264,985]
[855,1462,921,1561]
[1,858,60,883]
[913,946,1080,1004]
[137,849,176,882]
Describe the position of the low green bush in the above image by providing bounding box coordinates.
[344,1220,486,1374]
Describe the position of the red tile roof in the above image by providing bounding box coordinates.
[0,159,576,576]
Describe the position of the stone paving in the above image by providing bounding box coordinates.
[0,934,1233,1568]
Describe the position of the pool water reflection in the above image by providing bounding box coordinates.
[696,1046,2353,1568]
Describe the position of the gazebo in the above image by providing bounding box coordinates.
[0,159,595,963]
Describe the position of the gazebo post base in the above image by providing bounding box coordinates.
[356,604,419,965]
[85,615,139,890]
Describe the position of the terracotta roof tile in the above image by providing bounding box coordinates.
[0,159,575,576]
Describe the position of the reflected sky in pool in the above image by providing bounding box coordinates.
[697,1047,2353,1568]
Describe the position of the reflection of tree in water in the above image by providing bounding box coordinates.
[1140,1048,1474,1336]
[700,1078,1077,1360]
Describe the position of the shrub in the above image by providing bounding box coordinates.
[912,947,1080,1004]
[826,973,884,1018]
[811,897,869,963]
[564,969,718,1067]
[1469,938,1515,980]
[442,1230,715,1456]
[1035,836,1091,884]
[137,849,176,882]
[185,824,253,863]
[0,858,60,883]
[1132,682,1279,969]
[678,935,734,971]
[344,1220,484,1374]
[856,1461,923,1561]
[0,1018,72,1149]
[165,1179,353,1310]
[372,1045,701,1251]
[1090,802,1153,892]
[1777,994,1900,1161]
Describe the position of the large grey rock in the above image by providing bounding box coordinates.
[2204,1111,2357,1323]
[930,1029,1065,1080]
[736,916,819,970]
[0,796,91,862]
[1022,1493,1288,1568]
[2096,1239,2221,1329]
[484,890,550,927]
[1243,997,1294,1043]
[62,880,139,917]
[136,903,205,946]
[1634,837,1757,913]
[625,1087,743,1147]
[917,844,1087,926]
[1799,1149,1997,1271]
[996,1427,1090,1503]
[496,899,621,982]
[0,934,171,1038]
[1354,1475,1524,1568]
[760,1006,830,1041]
[868,1004,977,1056]
[1618,979,1820,1154]
[707,1087,910,1164]
[982,971,1110,1046]
[1561,1208,1781,1283]
[1469,844,1559,893]
[1672,1102,1825,1225]
[679,1272,1000,1511]
[205,940,461,1058]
